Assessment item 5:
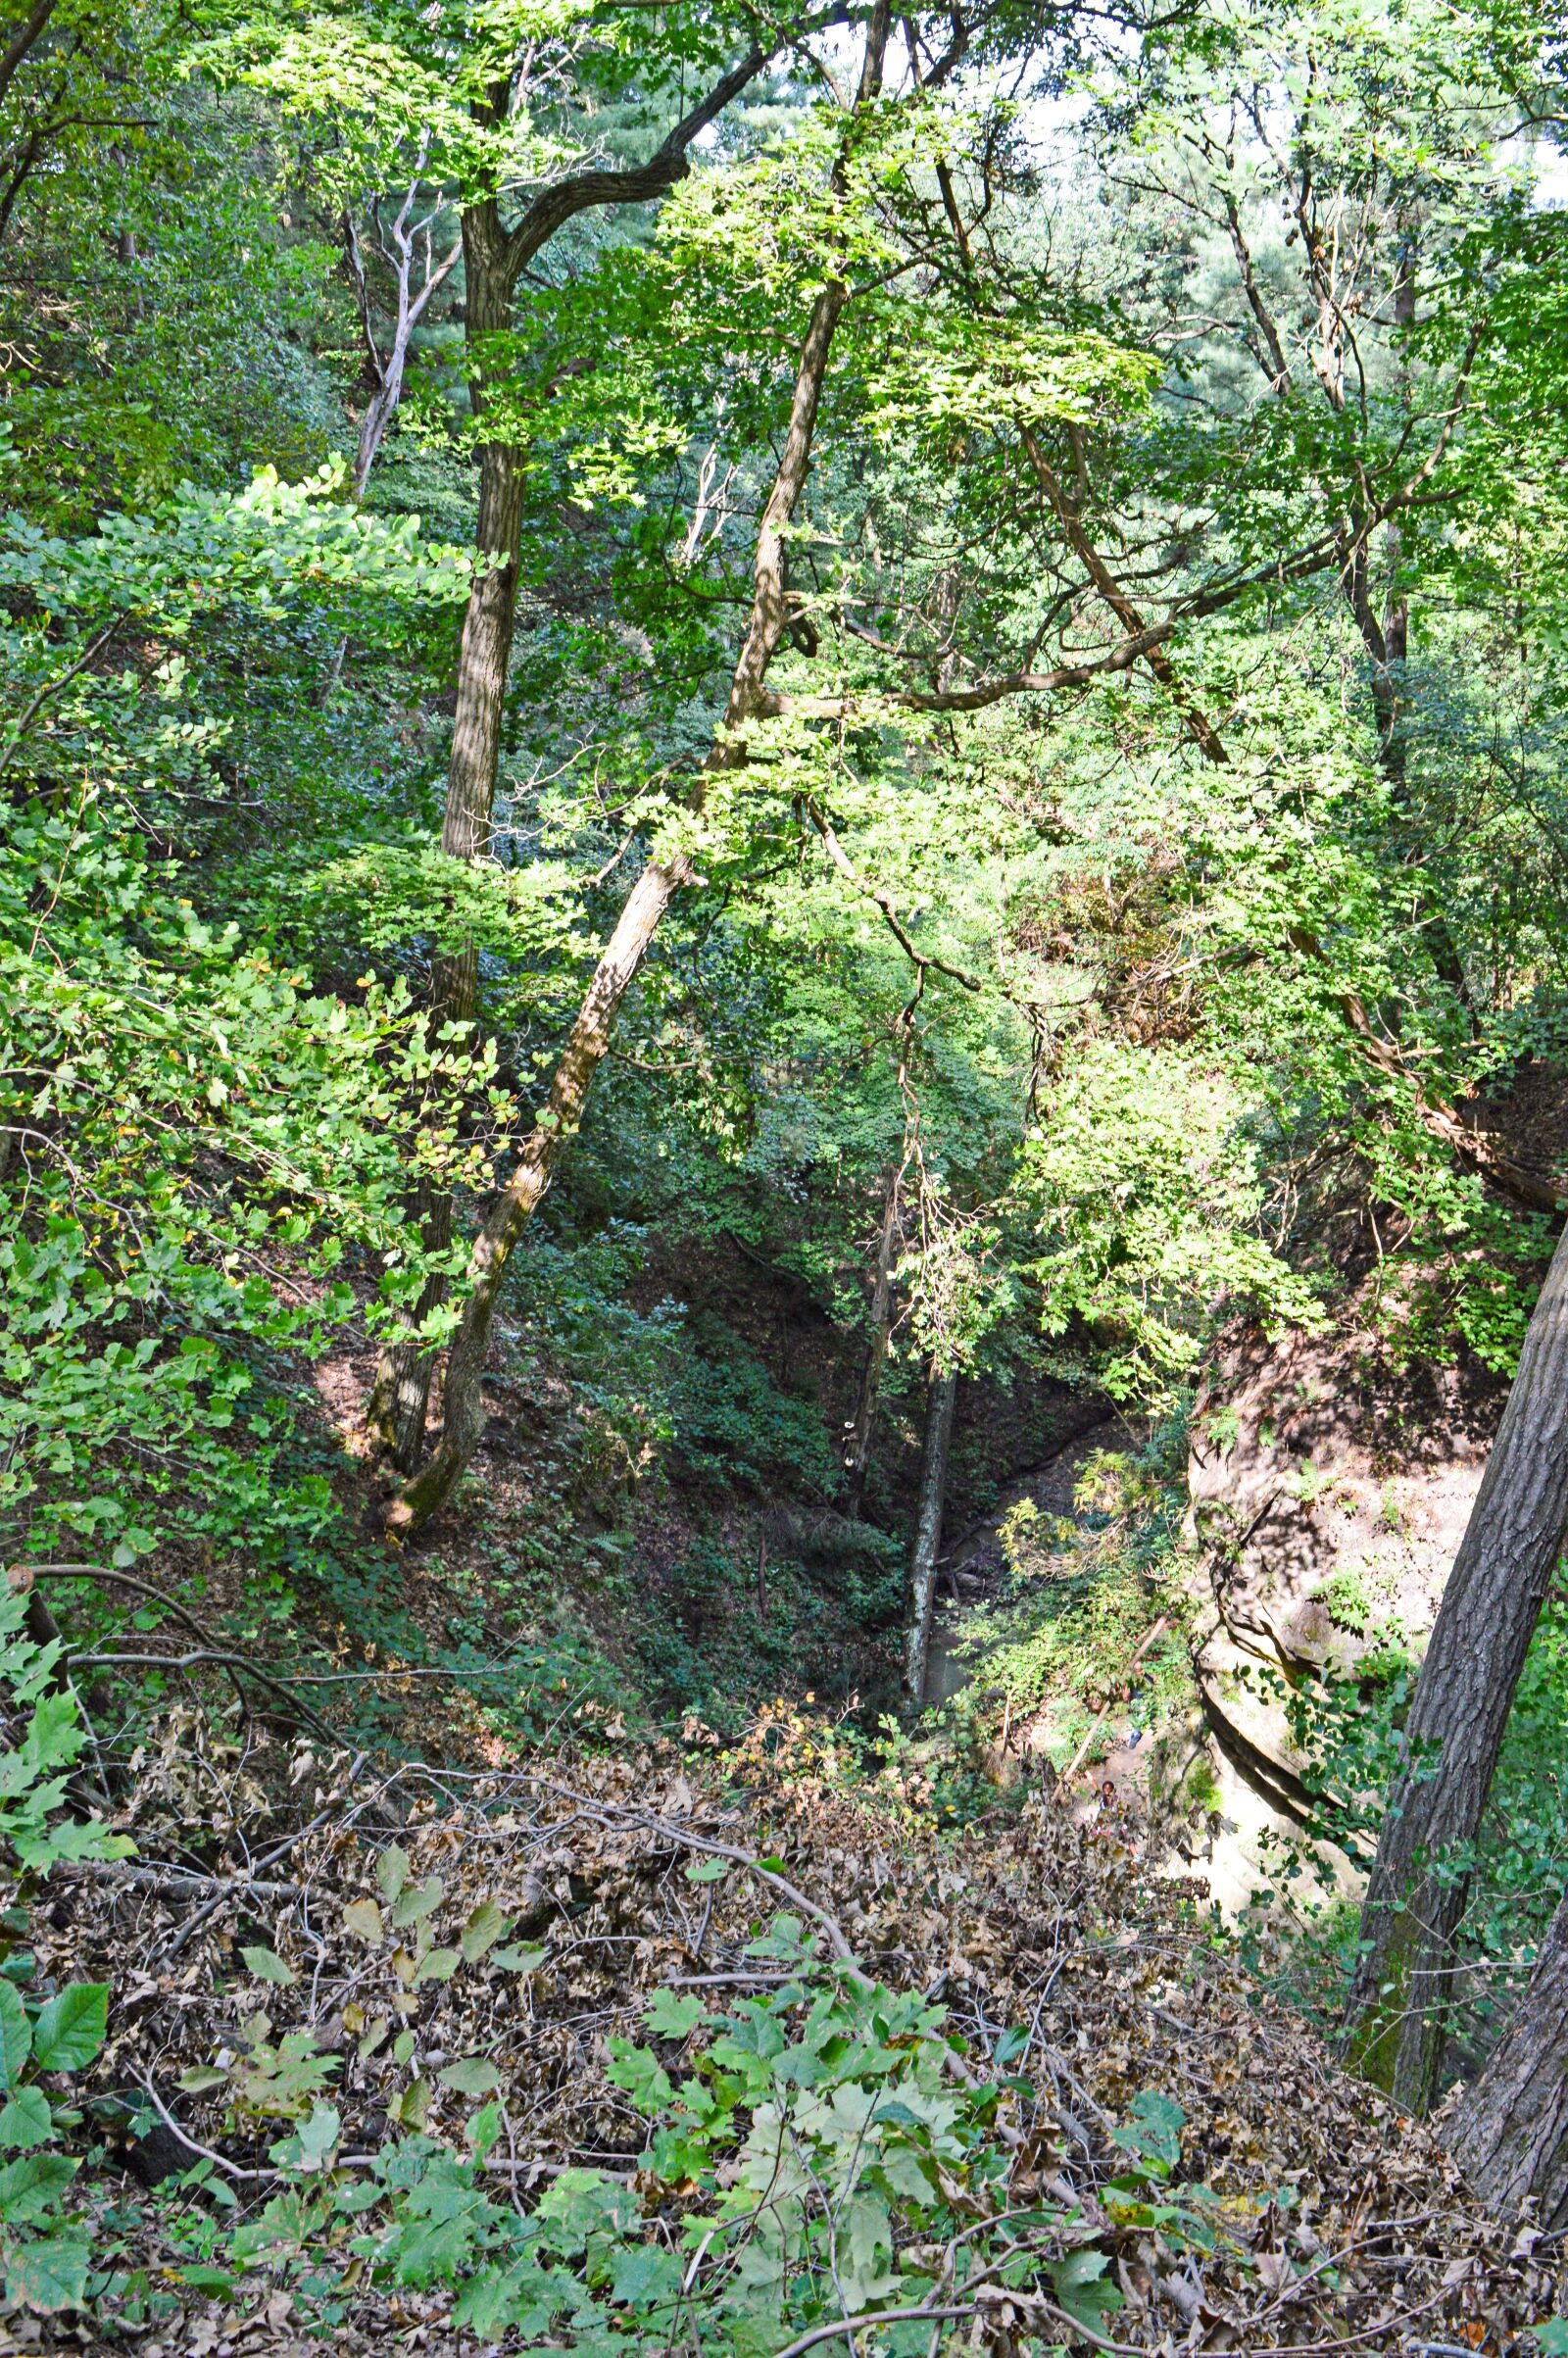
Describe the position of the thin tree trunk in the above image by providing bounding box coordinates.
[903,1365,956,1707]
[385,1,894,1535]
[1343,1218,1568,2111]
[344,197,463,496]
[844,1171,902,1515]
[366,211,525,1467]
[1446,1882,1568,2225]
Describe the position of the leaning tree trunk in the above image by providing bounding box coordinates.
[386,1,894,1536]
[1344,1217,1568,2111]
[843,1172,902,1516]
[903,1365,956,1708]
[1446,1881,1568,2225]
[367,201,526,1470]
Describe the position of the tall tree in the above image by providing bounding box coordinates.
[1344,1220,1568,2110]
[385,0,901,1531]
[364,33,791,1467]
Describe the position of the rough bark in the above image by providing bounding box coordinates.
[1447,1882,1568,2225]
[386,2,894,1534]
[1344,1218,1568,2110]
[903,1366,956,1707]
[843,1173,902,1515]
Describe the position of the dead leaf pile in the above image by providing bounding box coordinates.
[30,1715,1568,2355]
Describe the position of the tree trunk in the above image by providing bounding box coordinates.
[843,1172,902,1515]
[366,208,525,1466]
[386,0,893,1536]
[386,856,688,1531]
[903,1366,956,1708]
[1447,1882,1568,2225]
[1344,1218,1568,2111]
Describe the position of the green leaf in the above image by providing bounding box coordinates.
[29,1984,107,2072]
[416,1947,461,1985]
[0,2151,76,2225]
[643,1990,707,2040]
[0,2088,52,2150]
[0,1983,30,2088]
[376,1844,410,1904]
[683,1857,727,1883]
[605,2037,673,2114]
[179,2265,237,2295]
[1052,2246,1125,2331]
[5,2230,90,2312]
[460,1899,510,1962]
[490,1943,547,1974]
[438,2056,502,2097]
[178,2065,230,2093]
[392,1875,443,1930]
[1537,2327,1568,2356]
[239,1946,295,1989]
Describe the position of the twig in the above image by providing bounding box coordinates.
[770,2305,974,2358]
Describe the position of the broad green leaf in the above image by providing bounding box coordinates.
[5,2230,90,2312]
[643,1990,707,2040]
[239,1946,295,1989]
[376,1844,410,1904]
[0,2151,75,2224]
[416,1946,460,1985]
[491,1943,548,1974]
[605,2037,673,2114]
[460,1899,509,1962]
[392,1875,443,1930]
[29,1984,108,2073]
[0,2088,52,2150]
[438,2056,502,2097]
[177,2066,230,2093]
[0,1984,29,2088]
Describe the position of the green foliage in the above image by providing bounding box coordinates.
[0,1585,128,1876]
[960,1419,1196,1750]
[1019,1046,1323,1401]
[134,1920,1230,2352]
[0,1968,109,2313]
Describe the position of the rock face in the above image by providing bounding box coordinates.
[1188,1313,1506,1814]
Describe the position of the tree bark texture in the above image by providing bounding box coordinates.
[903,1366,956,1707]
[387,0,894,1534]
[1344,1218,1568,2111]
[1446,1882,1568,2226]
